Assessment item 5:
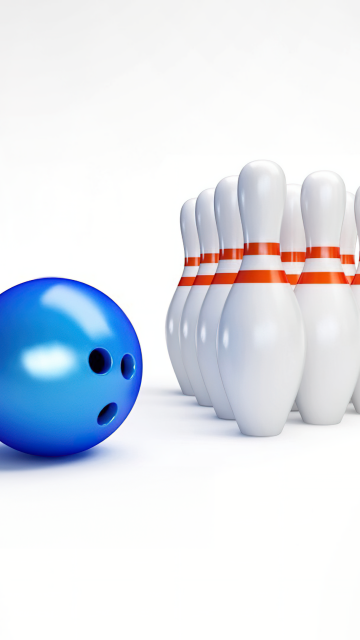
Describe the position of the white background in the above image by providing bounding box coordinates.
[0,0,360,638]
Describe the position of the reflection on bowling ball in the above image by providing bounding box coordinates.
[0,278,142,456]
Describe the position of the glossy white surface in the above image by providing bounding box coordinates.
[340,191,357,281]
[212,176,244,254]
[280,184,306,411]
[280,184,306,256]
[165,199,199,395]
[197,176,243,419]
[296,172,360,424]
[350,187,360,412]
[180,189,219,407]
[340,191,357,256]
[218,161,305,436]
[238,161,285,244]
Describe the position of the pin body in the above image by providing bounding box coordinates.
[350,187,360,413]
[280,184,306,411]
[180,189,219,406]
[166,199,199,395]
[197,177,243,419]
[217,161,305,436]
[295,172,360,424]
[340,192,357,284]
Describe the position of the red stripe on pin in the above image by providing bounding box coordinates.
[211,273,238,285]
[297,272,348,284]
[243,242,280,256]
[235,270,288,284]
[200,253,219,264]
[341,254,355,265]
[306,247,340,259]
[219,248,244,260]
[178,277,196,286]
[286,274,300,285]
[281,251,306,263]
[351,274,360,285]
[184,257,200,266]
[193,275,214,286]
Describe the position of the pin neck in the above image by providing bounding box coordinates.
[235,270,287,284]
[219,248,244,260]
[243,243,280,256]
[341,254,355,265]
[281,251,306,263]
[212,273,238,285]
[184,257,200,266]
[193,275,214,286]
[306,247,340,259]
[200,253,219,264]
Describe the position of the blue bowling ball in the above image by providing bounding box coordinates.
[0,278,142,456]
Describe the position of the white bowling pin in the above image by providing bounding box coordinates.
[217,160,305,436]
[350,187,360,413]
[340,192,357,283]
[180,189,219,406]
[295,171,360,424]
[197,176,244,419]
[280,184,306,411]
[165,199,200,395]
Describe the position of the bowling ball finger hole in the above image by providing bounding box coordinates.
[89,348,112,374]
[97,402,118,426]
[121,354,136,380]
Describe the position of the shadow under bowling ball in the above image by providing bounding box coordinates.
[0,277,142,457]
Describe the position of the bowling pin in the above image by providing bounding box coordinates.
[217,160,305,436]
[166,199,200,395]
[197,176,244,420]
[295,171,360,424]
[340,192,357,283]
[350,187,360,413]
[280,184,306,411]
[180,189,219,406]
